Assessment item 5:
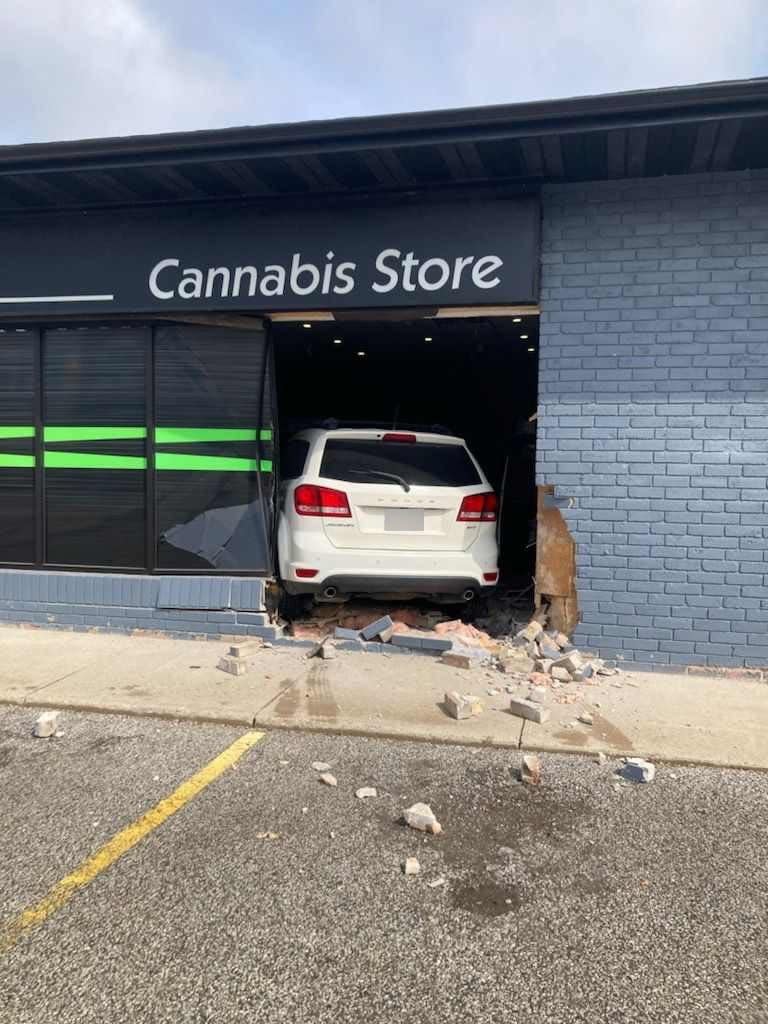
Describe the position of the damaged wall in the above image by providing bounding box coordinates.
[538,170,768,670]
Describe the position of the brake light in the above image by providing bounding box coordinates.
[295,568,319,578]
[294,484,351,518]
[484,571,499,582]
[457,492,497,522]
[382,433,417,443]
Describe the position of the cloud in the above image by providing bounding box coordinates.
[0,0,763,144]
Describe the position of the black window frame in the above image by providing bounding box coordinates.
[0,319,275,576]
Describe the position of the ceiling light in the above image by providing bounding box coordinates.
[513,317,522,323]
[520,334,529,340]
[302,322,312,329]
[357,351,366,357]
[527,347,535,353]
[333,338,342,345]
[424,336,433,342]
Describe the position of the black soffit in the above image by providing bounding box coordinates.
[1,77,768,213]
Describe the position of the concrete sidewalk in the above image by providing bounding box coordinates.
[0,625,766,769]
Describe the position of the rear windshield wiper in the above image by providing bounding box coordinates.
[348,469,411,493]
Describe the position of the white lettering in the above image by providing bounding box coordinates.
[178,267,203,299]
[149,258,179,300]
[333,262,356,295]
[472,255,503,289]
[451,255,474,289]
[260,265,286,297]
[205,266,231,298]
[290,253,320,296]
[232,266,258,297]
[401,251,419,292]
[417,257,450,292]
[371,249,400,293]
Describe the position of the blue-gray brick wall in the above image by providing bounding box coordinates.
[538,170,768,669]
[0,570,278,640]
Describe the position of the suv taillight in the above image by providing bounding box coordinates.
[294,484,352,518]
[457,492,497,523]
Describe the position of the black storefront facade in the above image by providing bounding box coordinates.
[1,77,767,669]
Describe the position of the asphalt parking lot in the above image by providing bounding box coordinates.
[1,705,766,1023]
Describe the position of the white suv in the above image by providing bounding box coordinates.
[277,426,499,604]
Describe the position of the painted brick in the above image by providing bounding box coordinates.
[540,170,768,668]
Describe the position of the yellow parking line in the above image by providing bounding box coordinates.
[0,729,265,954]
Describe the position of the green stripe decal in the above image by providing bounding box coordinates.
[44,452,147,470]
[154,428,271,443]
[0,426,34,439]
[44,427,147,442]
[0,454,34,468]
[156,453,272,472]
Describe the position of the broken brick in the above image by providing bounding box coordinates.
[515,621,543,644]
[509,697,550,724]
[360,615,395,642]
[444,691,483,720]
[520,754,541,785]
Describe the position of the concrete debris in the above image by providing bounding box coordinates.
[528,686,548,703]
[486,688,500,696]
[527,671,551,688]
[361,615,395,642]
[550,666,571,683]
[533,658,554,674]
[427,876,446,888]
[595,752,608,765]
[515,620,543,644]
[319,773,338,787]
[520,754,541,785]
[311,761,332,772]
[553,652,584,675]
[435,620,496,650]
[441,652,473,670]
[403,857,420,876]
[444,691,484,720]
[228,640,263,658]
[403,802,442,835]
[355,786,377,799]
[217,655,249,676]
[319,642,337,660]
[538,637,562,660]
[509,697,550,724]
[334,626,361,641]
[620,758,656,783]
[578,711,594,726]
[32,711,61,738]
[497,655,534,675]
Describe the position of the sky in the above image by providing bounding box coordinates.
[0,0,765,145]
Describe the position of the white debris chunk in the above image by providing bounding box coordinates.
[319,773,338,787]
[620,758,656,783]
[403,802,442,835]
[427,876,446,888]
[595,752,607,766]
[311,761,332,772]
[32,711,60,738]
[403,857,420,876]
[520,754,541,785]
[444,691,484,720]
[578,711,594,726]
[356,786,377,799]
[509,697,550,724]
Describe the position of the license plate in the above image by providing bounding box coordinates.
[384,509,424,532]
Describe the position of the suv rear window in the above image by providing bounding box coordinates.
[320,439,481,487]
[281,439,310,480]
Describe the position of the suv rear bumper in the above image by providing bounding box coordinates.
[283,574,497,598]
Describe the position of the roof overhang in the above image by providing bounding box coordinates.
[1,77,767,214]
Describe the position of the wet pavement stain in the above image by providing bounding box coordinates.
[305,663,339,722]
[273,680,301,719]
[554,713,633,751]
[452,881,522,917]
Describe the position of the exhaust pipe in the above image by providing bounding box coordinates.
[323,586,338,599]
[461,588,476,602]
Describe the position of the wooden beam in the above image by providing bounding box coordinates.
[377,149,414,186]
[3,173,73,206]
[139,166,207,199]
[437,143,468,180]
[455,141,487,178]
[358,151,401,187]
